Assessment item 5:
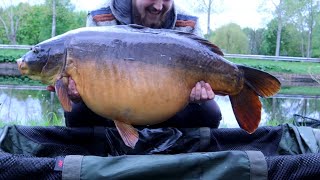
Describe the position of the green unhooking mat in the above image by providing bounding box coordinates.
[0,124,320,179]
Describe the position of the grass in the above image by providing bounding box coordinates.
[266,119,295,126]
[280,86,320,95]
[229,58,320,75]
[0,112,63,127]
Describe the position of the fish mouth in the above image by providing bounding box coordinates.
[16,58,29,75]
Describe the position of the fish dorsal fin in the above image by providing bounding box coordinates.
[126,24,224,56]
[175,31,224,56]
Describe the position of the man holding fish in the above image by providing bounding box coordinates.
[60,0,223,129]
[17,0,280,148]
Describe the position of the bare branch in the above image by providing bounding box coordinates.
[201,0,208,7]
[271,0,277,7]
[0,16,10,40]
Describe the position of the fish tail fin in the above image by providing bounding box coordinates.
[229,85,261,133]
[229,65,281,133]
[238,65,281,98]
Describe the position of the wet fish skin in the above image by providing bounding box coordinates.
[16,25,281,148]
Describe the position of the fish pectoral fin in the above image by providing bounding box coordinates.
[114,120,139,149]
[55,77,72,112]
[229,84,262,134]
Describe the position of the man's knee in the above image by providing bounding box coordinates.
[199,99,222,128]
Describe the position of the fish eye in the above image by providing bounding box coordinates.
[31,46,41,54]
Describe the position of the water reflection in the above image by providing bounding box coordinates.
[217,95,320,128]
[0,87,319,127]
[0,88,64,126]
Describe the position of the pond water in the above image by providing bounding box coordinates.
[0,87,319,128]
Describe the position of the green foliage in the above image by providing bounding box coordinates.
[266,119,294,126]
[243,28,265,55]
[260,20,276,55]
[0,27,8,44]
[209,23,249,54]
[0,76,44,86]
[282,24,303,57]
[0,2,30,44]
[0,49,28,62]
[16,5,47,45]
[2,0,86,45]
[0,88,64,126]
[280,86,320,96]
[260,19,306,57]
[312,15,320,57]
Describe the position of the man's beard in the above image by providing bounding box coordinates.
[133,5,168,28]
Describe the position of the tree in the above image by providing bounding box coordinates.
[52,0,56,37]
[312,11,320,57]
[274,0,285,56]
[259,0,300,56]
[260,19,301,56]
[0,1,29,44]
[289,0,320,57]
[198,0,214,35]
[243,28,265,55]
[209,23,249,54]
[16,5,47,45]
[180,0,223,35]
[16,0,86,45]
[305,0,320,57]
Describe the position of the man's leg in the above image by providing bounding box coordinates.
[65,100,222,128]
[64,101,115,127]
[151,99,222,128]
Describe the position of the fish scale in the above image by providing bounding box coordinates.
[17,25,281,148]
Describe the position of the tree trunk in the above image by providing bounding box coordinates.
[274,0,284,57]
[300,34,305,57]
[207,0,212,35]
[306,0,313,58]
[51,0,56,38]
[275,17,282,56]
[9,6,17,45]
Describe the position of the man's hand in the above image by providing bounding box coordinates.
[189,81,215,103]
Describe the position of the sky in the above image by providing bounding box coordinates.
[7,0,275,32]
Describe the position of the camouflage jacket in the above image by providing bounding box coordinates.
[86,0,203,37]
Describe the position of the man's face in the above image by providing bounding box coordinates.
[133,0,173,28]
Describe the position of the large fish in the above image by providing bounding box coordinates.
[17,25,281,148]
